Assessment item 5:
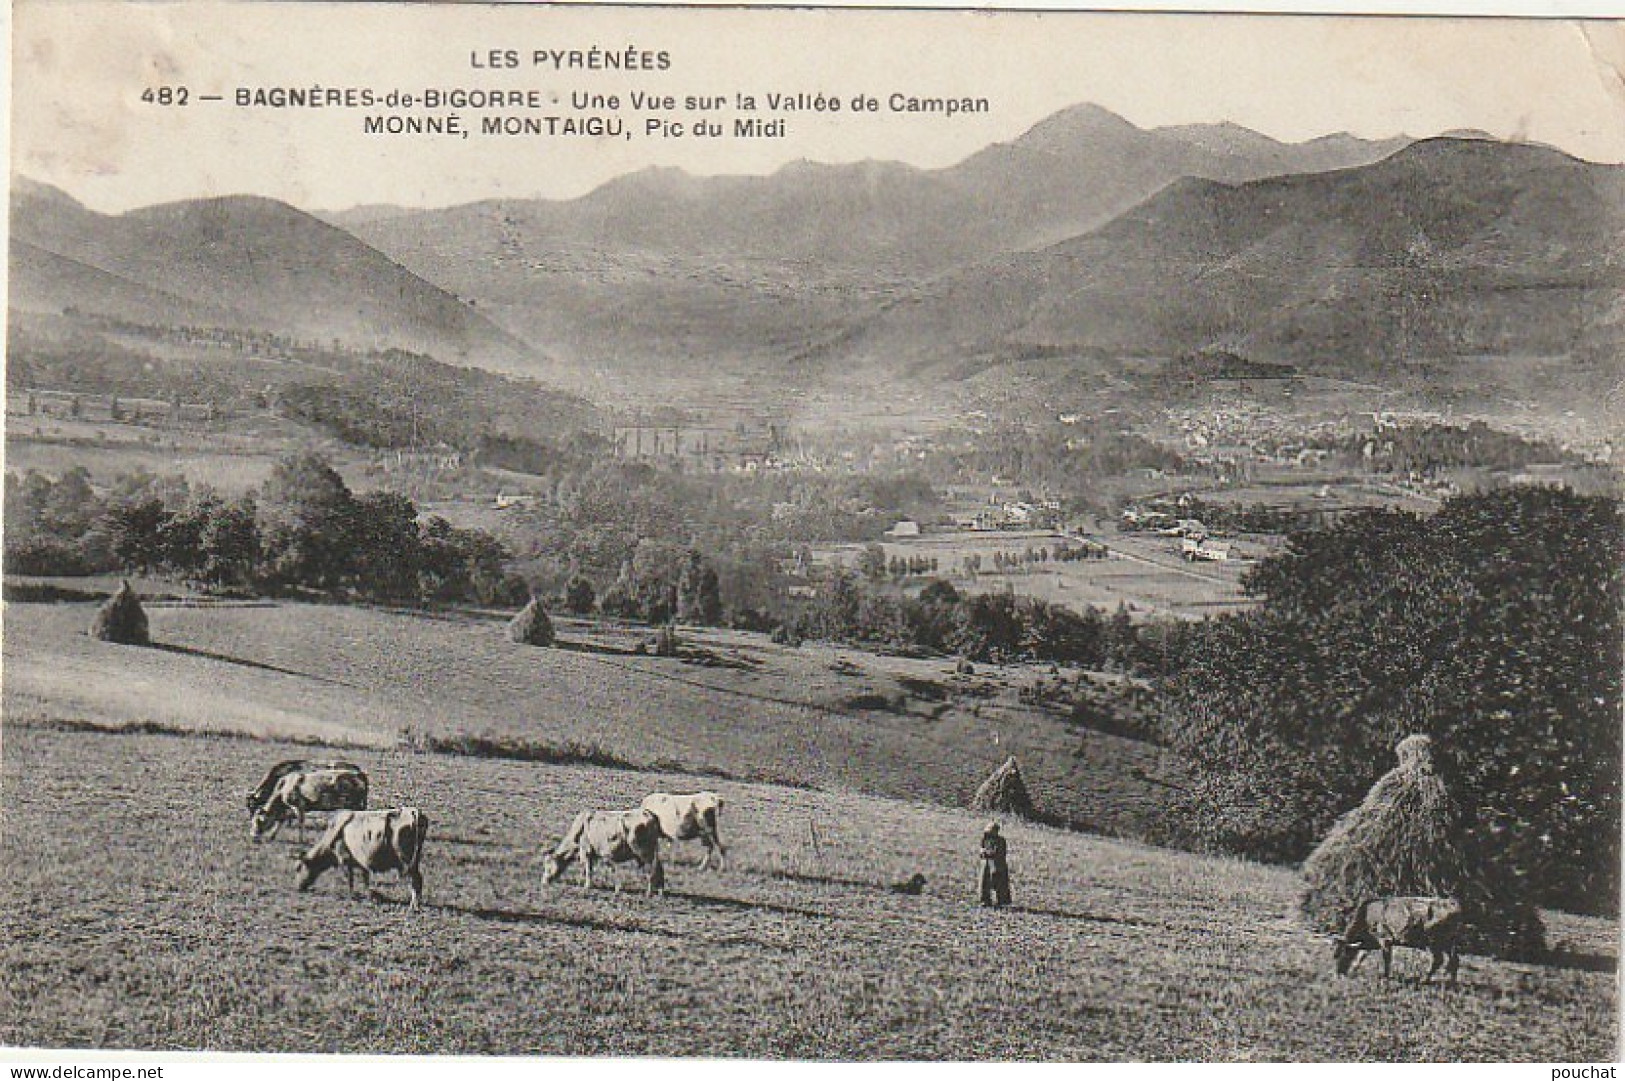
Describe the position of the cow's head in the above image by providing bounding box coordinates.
[541,854,567,884]
[249,804,286,841]
[1332,938,1359,976]
[294,846,337,891]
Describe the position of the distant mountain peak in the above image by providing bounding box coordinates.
[594,164,699,193]
[1385,134,1587,169]
[1009,103,1146,154]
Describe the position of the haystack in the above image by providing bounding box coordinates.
[1300,733,1544,957]
[970,756,1033,818]
[506,598,555,646]
[89,580,149,645]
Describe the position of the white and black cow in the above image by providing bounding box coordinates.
[250,765,369,842]
[295,807,428,911]
[641,792,727,871]
[543,808,666,895]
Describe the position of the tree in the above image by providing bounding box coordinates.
[104,495,171,575]
[951,593,1024,661]
[38,467,101,539]
[858,543,889,583]
[194,496,260,589]
[1102,603,1136,671]
[419,516,519,605]
[676,549,723,625]
[350,490,422,600]
[918,578,960,606]
[256,453,359,592]
[563,576,597,615]
[1163,487,1623,915]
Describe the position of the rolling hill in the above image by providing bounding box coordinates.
[8,178,536,371]
[1,599,1177,838]
[2,633,1616,1057]
[841,138,1625,402]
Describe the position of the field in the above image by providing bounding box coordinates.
[1192,479,1443,514]
[815,530,1260,620]
[3,412,374,495]
[1,723,1614,1058]
[2,598,1180,838]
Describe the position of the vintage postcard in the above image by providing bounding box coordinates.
[3,2,1621,1063]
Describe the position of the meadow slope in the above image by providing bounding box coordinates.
[1,599,1178,837]
[0,725,1614,1059]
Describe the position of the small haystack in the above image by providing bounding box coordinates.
[506,597,555,646]
[89,580,149,645]
[970,756,1033,818]
[1300,733,1543,956]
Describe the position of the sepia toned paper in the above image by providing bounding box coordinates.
[3,1,1621,1067]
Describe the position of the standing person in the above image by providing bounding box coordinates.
[979,821,1011,907]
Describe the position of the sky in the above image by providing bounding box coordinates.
[9,3,1625,213]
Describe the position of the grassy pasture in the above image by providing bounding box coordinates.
[0,724,1614,1059]
[4,421,396,497]
[2,599,1179,837]
[4,435,283,494]
[815,530,1258,620]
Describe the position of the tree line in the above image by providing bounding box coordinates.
[5,454,526,606]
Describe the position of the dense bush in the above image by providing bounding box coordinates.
[562,576,597,615]
[1159,486,1622,916]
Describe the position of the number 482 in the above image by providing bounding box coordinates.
[141,87,189,106]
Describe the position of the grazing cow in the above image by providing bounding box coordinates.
[1334,897,1464,984]
[641,792,727,871]
[295,807,428,911]
[543,809,666,895]
[250,766,369,842]
[246,759,363,817]
[890,873,928,896]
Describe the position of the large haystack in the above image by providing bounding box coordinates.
[970,756,1034,818]
[1301,734,1544,957]
[89,580,149,645]
[506,598,555,646]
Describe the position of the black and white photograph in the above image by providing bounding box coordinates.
[2,2,1621,1063]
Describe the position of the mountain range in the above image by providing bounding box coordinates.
[848,139,1625,380]
[336,105,1412,272]
[327,105,1413,392]
[9,104,1622,424]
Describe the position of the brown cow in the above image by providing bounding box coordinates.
[295,807,428,911]
[1334,897,1464,984]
